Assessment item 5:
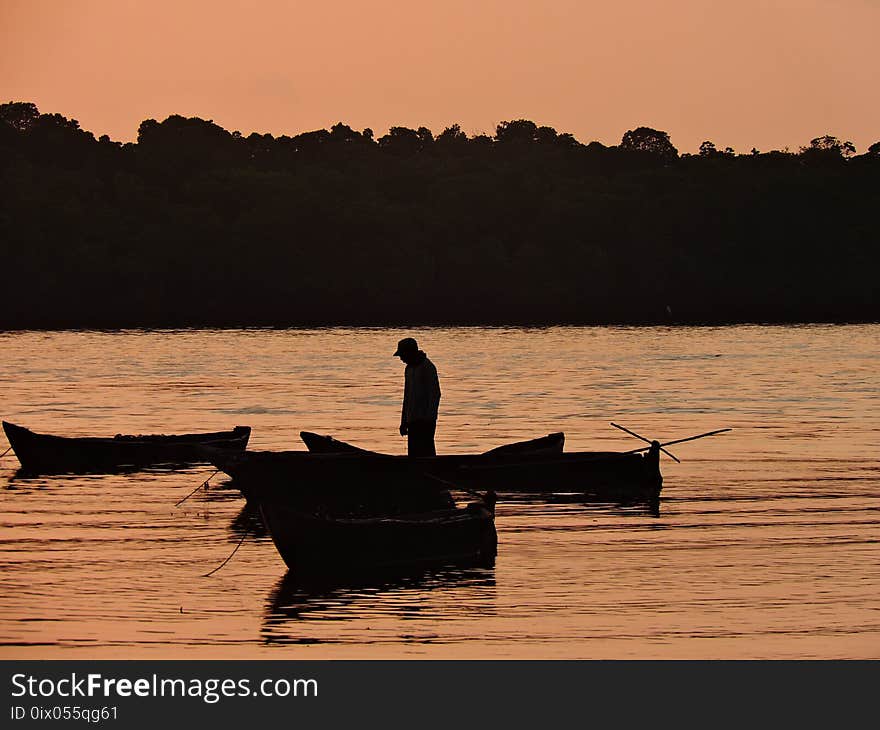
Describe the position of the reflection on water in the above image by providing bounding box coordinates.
[228,503,269,540]
[505,492,661,517]
[263,564,497,647]
[1,325,879,658]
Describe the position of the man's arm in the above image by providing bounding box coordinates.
[400,369,409,436]
[432,368,441,411]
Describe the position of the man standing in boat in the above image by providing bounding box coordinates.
[394,337,441,457]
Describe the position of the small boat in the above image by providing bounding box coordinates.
[299,430,565,456]
[209,438,662,502]
[2,421,251,474]
[212,431,566,512]
[258,493,498,574]
[229,451,458,514]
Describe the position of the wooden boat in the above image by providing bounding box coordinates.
[209,438,662,503]
[258,495,498,574]
[225,450,458,514]
[299,430,565,456]
[2,421,251,474]
[211,431,565,511]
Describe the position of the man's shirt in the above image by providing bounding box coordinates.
[402,355,441,424]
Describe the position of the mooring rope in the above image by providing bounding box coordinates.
[175,469,220,507]
[203,531,248,578]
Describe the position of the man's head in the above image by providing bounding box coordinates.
[393,337,419,363]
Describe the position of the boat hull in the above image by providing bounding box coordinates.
[2,421,251,474]
[212,442,662,504]
[258,500,498,574]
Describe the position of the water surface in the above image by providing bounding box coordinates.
[1,325,878,658]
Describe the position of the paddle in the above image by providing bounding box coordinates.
[657,428,732,448]
[623,427,732,455]
[610,422,681,463]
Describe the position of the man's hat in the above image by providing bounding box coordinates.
[393,337,419,357]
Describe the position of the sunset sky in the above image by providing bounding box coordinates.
[2,0,878,153]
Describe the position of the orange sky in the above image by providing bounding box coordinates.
[2,0,878,153]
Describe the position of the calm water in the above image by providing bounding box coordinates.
[0,326,878,659]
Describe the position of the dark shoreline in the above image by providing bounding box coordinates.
[2,318,878,333]
[3,103,878,333]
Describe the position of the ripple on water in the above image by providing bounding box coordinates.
[1,325,879,658]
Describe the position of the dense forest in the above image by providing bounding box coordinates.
[1,101,878,328]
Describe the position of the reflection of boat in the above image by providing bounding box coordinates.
[262,561,497,644]
[2,421,251,475]
[228,502,269,539]
[258,494,498,574]
[506,491,661,517]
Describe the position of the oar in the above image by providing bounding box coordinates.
[610,423,681,463]
[658,428,731,448]
[625,427,732,454]
[0,446,11,460]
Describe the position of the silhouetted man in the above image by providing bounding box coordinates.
[394,337,441,457]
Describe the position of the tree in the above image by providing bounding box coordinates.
[137,115,232,150]
[436,123,468,148]
[801,134,856,159]
[699,140,717,157]
[620,127,678,160]
[698,141,734,159]
[469,134,493,150]
[378,126,425,155]
[496,119,539,144]
[136,115,237,170]
[535,125,558,144]
[290,128,331,156]
[330,122,365,145]
[555,132,581,148]
[0,101,40,132]
[31,112,87,135]
[25,112,96,166]
[416,126,434,148]
[868,141,880,156]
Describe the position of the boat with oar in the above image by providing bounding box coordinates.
[257,491,498,574]
[2,421,251,474]
[206,427,732,507]
[297,429,661,497]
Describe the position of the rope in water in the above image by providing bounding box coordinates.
[203,531,248,578]
[175,470,219,507]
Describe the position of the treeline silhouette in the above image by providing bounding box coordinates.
[2,101,878,328]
